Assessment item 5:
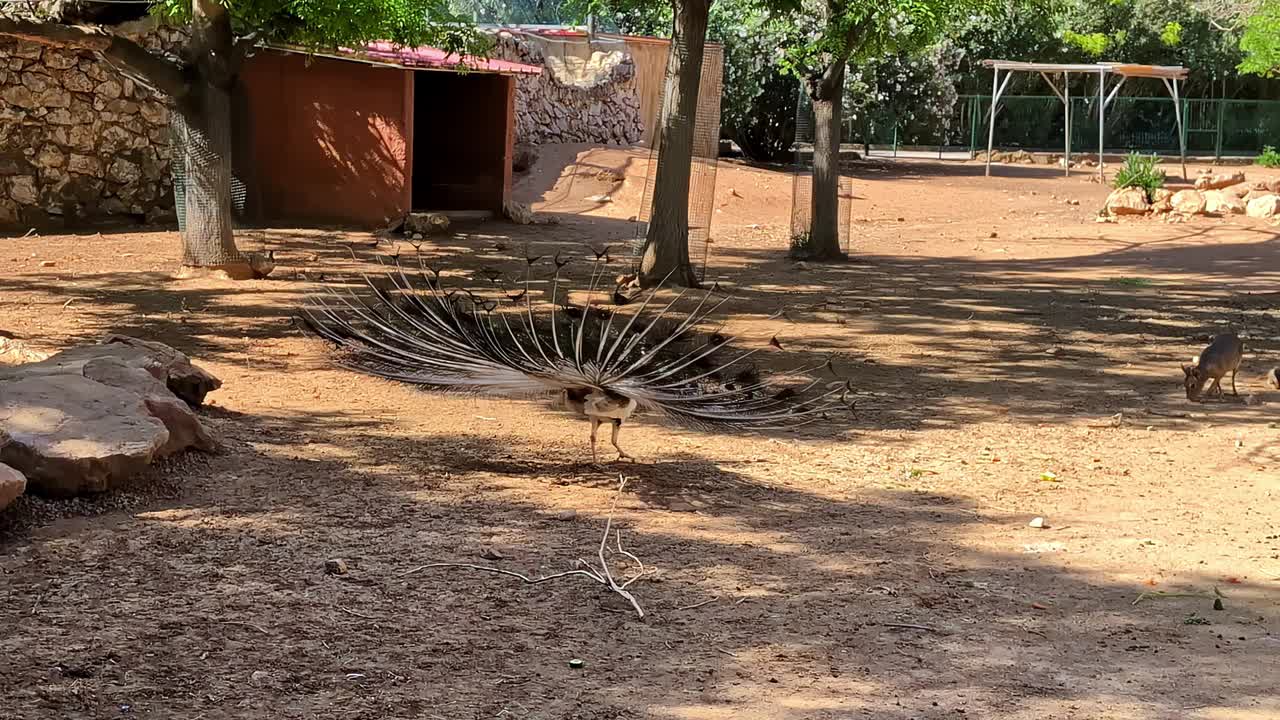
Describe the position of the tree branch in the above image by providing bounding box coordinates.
[0,19,190,99]
[810,18,872,99]
[229,31,261,74]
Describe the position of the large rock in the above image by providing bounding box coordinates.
[6,333,222,406]
[0,335,220,497]
[0,374,169,497]
[1194,171,1246,191]
[403,212,450,235]
[0,337,51,365]
[1246,194,1280,219]
[1151,188,1174,213]
[1171,189,1207,215]
[1105,187,1150,215]
[0,462,25,511]
[1203,190,1246,215]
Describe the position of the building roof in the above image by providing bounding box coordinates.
[981,59,1189,79]
[266,42,542,75]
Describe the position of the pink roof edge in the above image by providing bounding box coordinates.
[353,42,542,75]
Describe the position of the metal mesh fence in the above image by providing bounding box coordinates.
[169,110,248,233]
[849,95,1280,159]
[790,84,854,254]
[633,42,724,281]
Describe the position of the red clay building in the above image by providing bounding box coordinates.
[235,44,541,228]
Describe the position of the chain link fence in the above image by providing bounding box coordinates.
[634,42,724,281]
[848,95,1280,160]
[790,85,853,253]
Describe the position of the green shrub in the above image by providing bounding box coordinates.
[1112,153,1166,200]
[1256,146,1280,168]
[789,232,814,259]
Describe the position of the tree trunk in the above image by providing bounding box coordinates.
[638,0,710,289]
[174,0,250,279]
[807,62,846,261]
[172,84,248,277]
[1,9,253,279]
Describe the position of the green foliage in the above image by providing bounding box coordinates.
[154,0,489,57]
[1052,0,1244,96]
[1257,145,1280,167]
[1112,152,1166,198]
[711,0,802,161]
[778,0,973,85]
[789,231,815,259]
[845,43,963,145]
[1239,0,1280,77]
[1063,29,1109,56]
[448,0,571,24]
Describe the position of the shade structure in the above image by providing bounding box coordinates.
[979,60,1191,180]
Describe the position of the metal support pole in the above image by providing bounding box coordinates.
[969,95,978,157]
[986,68,999,176]
[1215,97,1225,162]
[1173,78,1187,179]
[1098,69,1105,181]
[1064,72,1071,177]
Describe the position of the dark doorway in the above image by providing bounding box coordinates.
[411,71,509,212]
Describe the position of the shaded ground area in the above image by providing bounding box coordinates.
[1,148,1278,719]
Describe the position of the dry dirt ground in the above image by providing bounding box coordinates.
[2,145,1279,720]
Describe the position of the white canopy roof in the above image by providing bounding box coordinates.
[981,60,1189,80]
[980,59,1191,179]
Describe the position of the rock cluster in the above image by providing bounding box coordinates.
[1103,171,1280,220]
[0,334,219,503]
[0,23,186,228]
[491,31,644,146]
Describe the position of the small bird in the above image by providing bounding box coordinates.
[246,250,275,279]
[300,254,849,462]
[611,285,635,306]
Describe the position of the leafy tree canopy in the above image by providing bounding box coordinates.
[148,0,489,56]
[1238,0,1280,76]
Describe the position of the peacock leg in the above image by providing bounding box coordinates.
[610,420,634,462]
[589,417,601,463]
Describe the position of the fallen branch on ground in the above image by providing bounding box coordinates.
[1133,586,1226,607]
[1143,407,1192,419]
[879,622,939,633]
[400,476,647,618]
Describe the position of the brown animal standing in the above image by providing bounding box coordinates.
[1182,333,1244,401]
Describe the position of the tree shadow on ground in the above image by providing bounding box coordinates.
[0,401,1275,719]
[4,217,1278,440]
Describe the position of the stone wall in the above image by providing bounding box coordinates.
[492,31,644,146]
[0,23,184,229]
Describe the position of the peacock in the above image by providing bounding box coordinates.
[298,249,852,462]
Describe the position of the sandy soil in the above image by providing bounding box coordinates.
[1,145,1278,719]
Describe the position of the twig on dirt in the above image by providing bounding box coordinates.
[337,606,377,620]
[1133,587,1226,606]
[1021,627,1049,639]
[1143,407,1191,419]
[220,620,270,634]
[715,647,738,658]
[675,597,719,611]
[1086,412,1125,428]
[880,622,939,633]
[401,475,647,618]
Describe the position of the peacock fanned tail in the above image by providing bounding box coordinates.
[299,252,852,431]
